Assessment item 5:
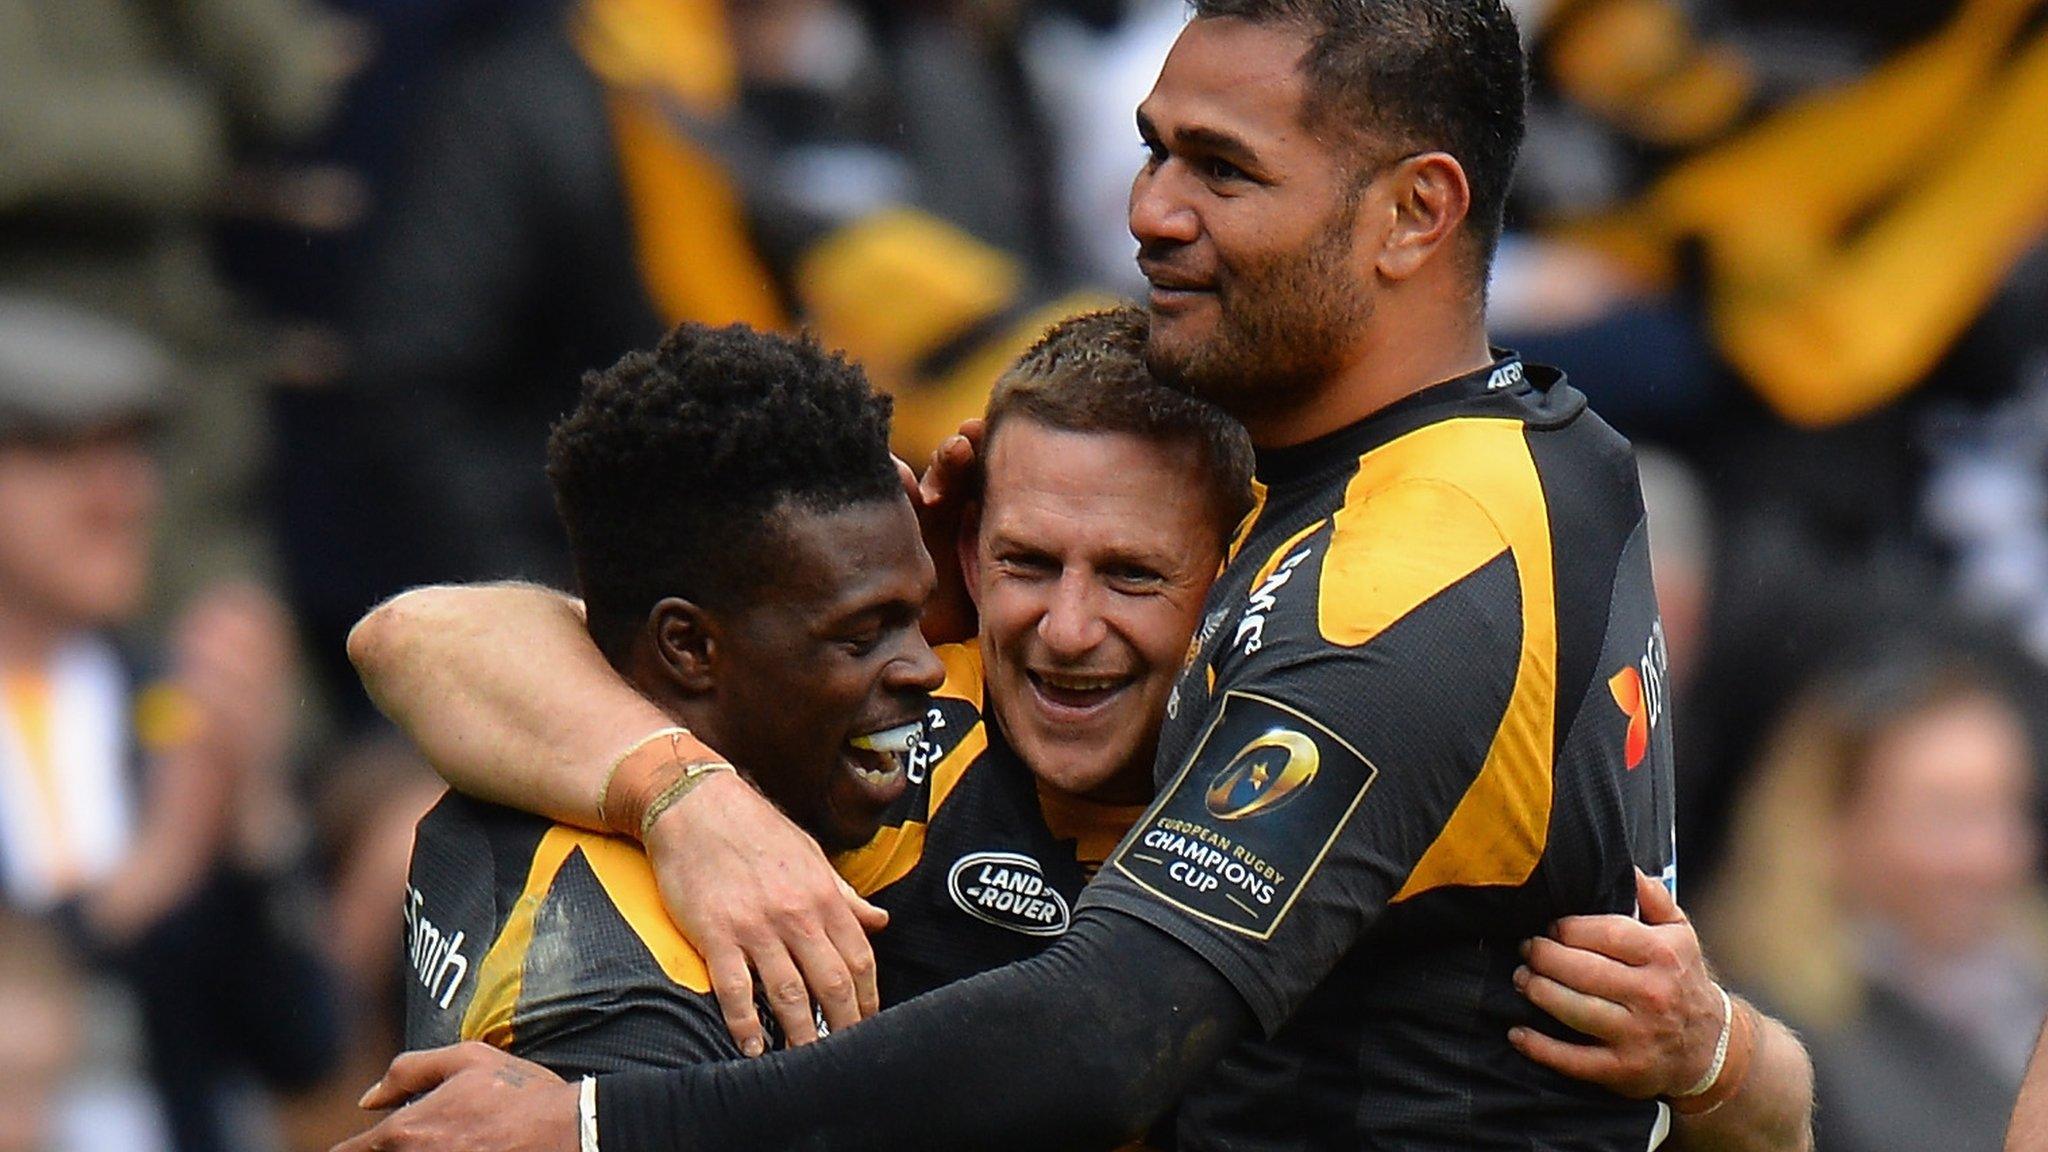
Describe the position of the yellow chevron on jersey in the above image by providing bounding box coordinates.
[460,825,716,1049]
[1313,416,1559,899]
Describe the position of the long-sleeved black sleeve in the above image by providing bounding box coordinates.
[597,907,1254,1152]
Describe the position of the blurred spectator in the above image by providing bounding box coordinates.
[0,913,85,1152]
[0,297,341,1152]
[343,0,779,593]
[1634,439,1950,886]
[260,0,556,715]
[0,0,362,615]
[1701,645,2048,1152]
[1488,0,2048,881]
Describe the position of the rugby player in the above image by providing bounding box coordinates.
[834,307,1257,1008]
[400,322,946,1069]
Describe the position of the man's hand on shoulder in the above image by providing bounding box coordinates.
[1508,868,1722,1099]
[1511,869,1815,1152]
[334,1043,576,1152]
[643,771,889,1054]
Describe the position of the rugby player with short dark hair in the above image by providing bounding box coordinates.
[400,322,945,1070]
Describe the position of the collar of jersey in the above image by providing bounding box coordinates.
[1250,351,1575,491]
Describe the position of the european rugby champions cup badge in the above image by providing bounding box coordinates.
[1205,729,1319,819]
[1111,692,1378,939]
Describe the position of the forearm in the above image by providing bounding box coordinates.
[598,910,1253,1152]
[1671,1000,1814,1152]
[348,583,690,827]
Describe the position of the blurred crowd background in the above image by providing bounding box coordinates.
[0,0,2044,1150]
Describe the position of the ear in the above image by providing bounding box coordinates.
[957,500,986,610]
[648,596,718,694]
[1373,152,1471,283]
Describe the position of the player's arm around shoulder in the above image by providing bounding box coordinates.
[348,581,665,821]
[1511,870,1814,1152]
[350,579,890,1056]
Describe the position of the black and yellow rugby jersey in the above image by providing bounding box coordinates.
[404,795,741,1074]
[405,642,1141,1070]
[838,642,1145,1007]
[1082,354,1678,1151]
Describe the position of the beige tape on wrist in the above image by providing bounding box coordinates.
[596,727,692,838]
[637,759,737,841]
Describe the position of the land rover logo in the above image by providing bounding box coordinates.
[946,851,1070,937]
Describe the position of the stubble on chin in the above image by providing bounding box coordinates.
[1143,304,1337,426]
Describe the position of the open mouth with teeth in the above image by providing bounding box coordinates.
[841,718,921,803]
[1027,670,1135,713]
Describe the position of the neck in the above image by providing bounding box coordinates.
[1246,301,1494,449]
[637,683,726,760]
[620,645,729,764]
[1056,763,1155,809]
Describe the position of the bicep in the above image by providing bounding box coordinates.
[1084,561,1526,1031]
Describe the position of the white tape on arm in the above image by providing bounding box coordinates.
[580,1076,600,1152]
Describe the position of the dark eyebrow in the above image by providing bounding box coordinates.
[1175,125,1261,167]
[1136,109,1264,172]
[813,593,921,640]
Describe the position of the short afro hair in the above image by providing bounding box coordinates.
[986,307,1255,544]
[1191,0,1527,270]
[547,323,900,661]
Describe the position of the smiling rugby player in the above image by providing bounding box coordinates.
[401,322,945,1070]
[835,307,1254,1006]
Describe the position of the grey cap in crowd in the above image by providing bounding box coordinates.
[0,295,173,441]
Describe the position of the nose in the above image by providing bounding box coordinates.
[1037,571,1108,657]
[1129,162,1199,250]
[889,631,948,695]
